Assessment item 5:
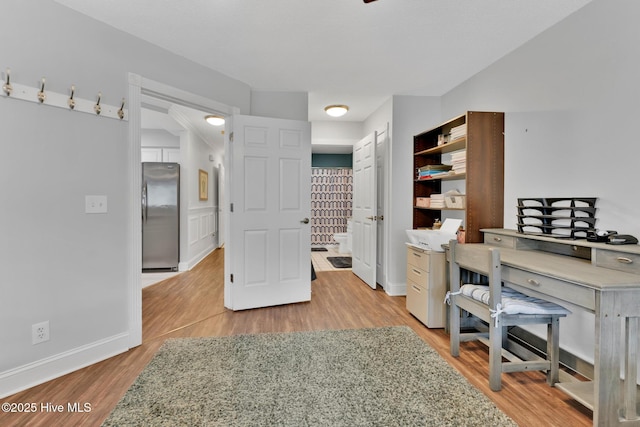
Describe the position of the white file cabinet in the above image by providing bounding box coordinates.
[406,245,446,328]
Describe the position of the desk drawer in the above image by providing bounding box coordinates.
[407,247,430,272]
[407,264,429,288]
[406,281,428,323]
[406,280,446,328]
[484,233,516,249]
[502,267,595,311]
[595,249,640,275]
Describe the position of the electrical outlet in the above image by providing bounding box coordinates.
[32,321,50,345]
[85,195,108,214]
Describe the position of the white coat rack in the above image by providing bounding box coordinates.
[1,69,127,121]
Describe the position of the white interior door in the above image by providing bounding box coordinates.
[225,114,311,311]
[352,132,377,289]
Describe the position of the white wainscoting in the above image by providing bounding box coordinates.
[186,206,218,269]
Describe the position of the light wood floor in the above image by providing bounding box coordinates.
[0,248,592,427]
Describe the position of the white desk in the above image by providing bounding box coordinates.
[470,229,640,426]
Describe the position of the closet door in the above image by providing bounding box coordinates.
[352,132,377,289]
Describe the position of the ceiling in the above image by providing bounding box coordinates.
[141,95,226,148]
[54,0,592,123]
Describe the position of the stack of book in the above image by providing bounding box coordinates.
[416,164,452,180]
[450,123,466,142]
[429,194,445,208]
[450,151,466,174]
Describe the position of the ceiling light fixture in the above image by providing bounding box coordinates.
[204,115,225,126]
[324,105,349,118]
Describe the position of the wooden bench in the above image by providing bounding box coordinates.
[446,240,570,391]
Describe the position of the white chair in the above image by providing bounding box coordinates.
[446,240,570,391]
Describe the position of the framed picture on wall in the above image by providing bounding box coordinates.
[199,169,208,201]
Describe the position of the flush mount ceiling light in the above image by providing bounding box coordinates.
[324,105,349,117]
[204,115,225,126]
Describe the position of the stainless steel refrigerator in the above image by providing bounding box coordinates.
[142,162,180,271]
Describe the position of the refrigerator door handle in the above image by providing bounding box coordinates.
[142,182,147,223]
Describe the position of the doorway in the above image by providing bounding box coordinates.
[127,73,239,347]
[140,98,225,288]
[351,125,388,291]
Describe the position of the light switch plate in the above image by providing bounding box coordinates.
[85,195,108,213]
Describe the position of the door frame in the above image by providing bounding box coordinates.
[375,123,389,289]
[127,73,239,347]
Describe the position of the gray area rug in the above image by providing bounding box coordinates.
[102,326,515,426]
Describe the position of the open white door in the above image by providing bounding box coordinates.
[352,132,377,289]
[225,115,311,311]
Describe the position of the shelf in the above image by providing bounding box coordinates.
[517,197,598,239]
[414,138,466,156]
[414,206,465,211]
[415,172,466,182]
[555,381,595,411]
[556,380,640,412]
[517,205,597,215]
[412,111,504,242]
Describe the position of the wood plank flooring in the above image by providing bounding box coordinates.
[0,248,592,427]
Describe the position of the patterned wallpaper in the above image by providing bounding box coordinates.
[311,168,353,247]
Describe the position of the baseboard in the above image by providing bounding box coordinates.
[0,332,130,399]
[187,246,216,270]
[383,280,407,297]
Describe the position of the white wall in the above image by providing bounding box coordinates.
[440,0,638,364]
[312,121,363,149]
[0,0,251,397]
[141,129,180,148]
[250,90,308,121]
[363,99,392,138]
[0,98,129,376]
[385,96,442,295]
[181,131,219,270]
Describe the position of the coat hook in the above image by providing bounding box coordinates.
[2,68,12,96]
[117,97,125,120]
[94,91,102,115]
[68,85,76,110]
[37,77,46,103]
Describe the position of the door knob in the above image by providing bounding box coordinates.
[301,218,309,224]
[366,216,376,221]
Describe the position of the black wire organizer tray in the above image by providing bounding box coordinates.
[517,197,597,239]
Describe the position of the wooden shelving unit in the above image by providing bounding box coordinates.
[412,111,505,243]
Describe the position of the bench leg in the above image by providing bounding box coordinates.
[489,321,503,391]
[546,316,561,386]
[450,299,461,357]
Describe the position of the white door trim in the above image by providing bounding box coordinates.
[376,124,389,289]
